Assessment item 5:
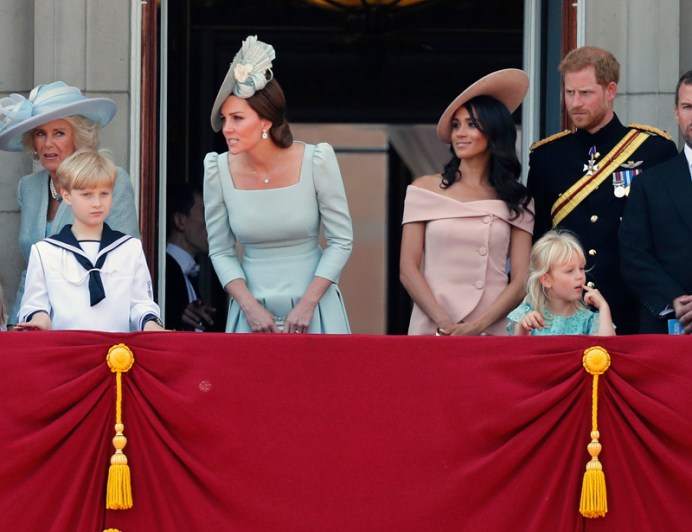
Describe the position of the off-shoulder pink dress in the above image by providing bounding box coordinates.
[402,186,534,336]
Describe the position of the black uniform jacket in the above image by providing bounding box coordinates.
[527,114,678,334]
[619,152,692,333]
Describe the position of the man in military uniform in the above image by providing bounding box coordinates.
[619,70,692,334]
[527,46,678,334]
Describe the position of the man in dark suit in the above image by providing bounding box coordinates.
[619,70,692,334]
[527,47,678,334]
[166,183,219,331]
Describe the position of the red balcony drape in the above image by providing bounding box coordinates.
[1,332,691,531]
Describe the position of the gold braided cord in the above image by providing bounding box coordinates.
[628,123,673,140]
[106,344,135,511]
[529,129,571,151]
[579,346,611,518]
[550,130,650,227]
[591,373,599,433]
[115,371,123,425]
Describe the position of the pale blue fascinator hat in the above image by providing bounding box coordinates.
[0,81,116,152]
[436,68,529,143]
[210,35,276,132]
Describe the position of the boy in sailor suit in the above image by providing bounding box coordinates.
[17,150,164,332]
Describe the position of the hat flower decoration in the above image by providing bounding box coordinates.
[210,35,276,131]
[0,94,34,131]
[231,35,275,97]
[233,63,254,84]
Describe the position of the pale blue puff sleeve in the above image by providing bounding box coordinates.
[311,143,353,283]
[203,152,246,288]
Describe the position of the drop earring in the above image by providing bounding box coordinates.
[262,130,268,139]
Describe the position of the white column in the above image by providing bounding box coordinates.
[34,0,133,171]
[522,0,542,183]
[584,0,681,142]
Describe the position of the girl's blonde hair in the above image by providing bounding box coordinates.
[525,230,587,319]
[57,149,117,191]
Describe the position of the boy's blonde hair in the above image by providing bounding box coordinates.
[525,230,588,319]
[57,149,117,191]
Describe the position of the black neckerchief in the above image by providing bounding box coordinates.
[45,224,131,306]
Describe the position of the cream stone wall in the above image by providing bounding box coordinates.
[585,0,686,144]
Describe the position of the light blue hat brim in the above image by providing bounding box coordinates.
[0,85,117,152]
[210,54,242,133]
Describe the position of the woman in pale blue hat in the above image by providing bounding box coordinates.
[205,35,353,334]
[0,81,139,327]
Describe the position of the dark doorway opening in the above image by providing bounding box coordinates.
[164,0,524,333]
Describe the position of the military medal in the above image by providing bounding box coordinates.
[583,145,600,176]
[612,160,643,197]
[612,173,626,197]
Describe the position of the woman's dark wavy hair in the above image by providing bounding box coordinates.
[440,95,532,220]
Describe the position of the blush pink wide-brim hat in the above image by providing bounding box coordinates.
[436,68,529,143]
[0,81,116,152]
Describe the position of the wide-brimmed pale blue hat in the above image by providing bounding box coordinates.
[0,81,117,152]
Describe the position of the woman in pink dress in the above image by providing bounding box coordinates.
[400,69,534,336]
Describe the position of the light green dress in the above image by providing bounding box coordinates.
[203,142,352,333]
[506,302,600,335]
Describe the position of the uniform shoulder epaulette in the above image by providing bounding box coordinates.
[628,123,673,140]
[530,130,572,151]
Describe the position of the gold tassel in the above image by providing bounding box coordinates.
[106,344,135,510]
[104,529,123,532]
[579,346,611,518]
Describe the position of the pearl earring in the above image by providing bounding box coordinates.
[262,130,268,139]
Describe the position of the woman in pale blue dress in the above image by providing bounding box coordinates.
[507,230,615,336]
[204,35,352,334]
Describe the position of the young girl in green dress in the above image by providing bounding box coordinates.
[507,230,615,336]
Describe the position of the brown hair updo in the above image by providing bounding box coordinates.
[245,78,293,148]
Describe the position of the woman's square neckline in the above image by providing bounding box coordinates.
[227,141,307,191]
